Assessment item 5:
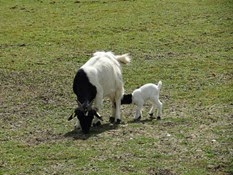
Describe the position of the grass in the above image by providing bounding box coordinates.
[0,0,232,174]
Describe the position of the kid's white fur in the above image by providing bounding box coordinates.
[124,81,163,120]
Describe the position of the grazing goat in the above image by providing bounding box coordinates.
[71,51,130,134]
[121,81,163,120]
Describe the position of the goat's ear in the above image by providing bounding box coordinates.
[68,113,74,121]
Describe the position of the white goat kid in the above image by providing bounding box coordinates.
[121,81,163,120]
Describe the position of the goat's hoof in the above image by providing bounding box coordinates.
[93,121,101,127]
[157,116,161,120]
[109,117,115,124]
[134,116,141,121]
[149,113,153,118]
[115,119,121,124]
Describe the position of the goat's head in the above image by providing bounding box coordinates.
[74,100,95,134]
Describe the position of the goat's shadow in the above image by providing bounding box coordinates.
[64,117,159,140]
[64,122,119,140]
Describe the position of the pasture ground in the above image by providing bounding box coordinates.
[0,0,232,174]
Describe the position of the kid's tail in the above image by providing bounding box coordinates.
[157,81,162,91]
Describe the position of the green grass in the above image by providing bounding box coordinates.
[0,0,232,174]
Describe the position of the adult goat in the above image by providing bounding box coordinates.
[71,51,130,133]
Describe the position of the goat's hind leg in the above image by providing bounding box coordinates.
[154,98,162,120]
[134,104,143,121]
[109,97,121,124]
[114,99,122,124]
[111,88,124,124]
[148,103,156,119]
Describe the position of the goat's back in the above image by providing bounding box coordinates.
[81,52,127,97]
[133,83,160,101]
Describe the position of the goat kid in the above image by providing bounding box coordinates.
[121,81,163,120]
[71,51,130,134]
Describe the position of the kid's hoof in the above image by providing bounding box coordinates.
[115,119,121,124]
[109,117,115,123]
[157,116,161,120]
[93,121,101,127]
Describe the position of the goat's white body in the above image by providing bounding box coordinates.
[132,81,162,119]
[81,51,130,122]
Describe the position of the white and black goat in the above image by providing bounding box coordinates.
[121,81,163,120]
[70,51,130,134]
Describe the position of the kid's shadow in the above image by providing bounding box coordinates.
[127,117,159,124]
[64,123,119,140]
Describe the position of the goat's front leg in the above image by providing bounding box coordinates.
[92,86,103,125]
[74,119,81,130]
[93,85,103,111]
[93,110,102,127]
[92,116,102,127]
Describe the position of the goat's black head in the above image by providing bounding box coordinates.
[75,100,94,134]
[75,109,94,134]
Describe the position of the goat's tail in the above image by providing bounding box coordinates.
[116,53,131,64]
[157,81,162,91]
